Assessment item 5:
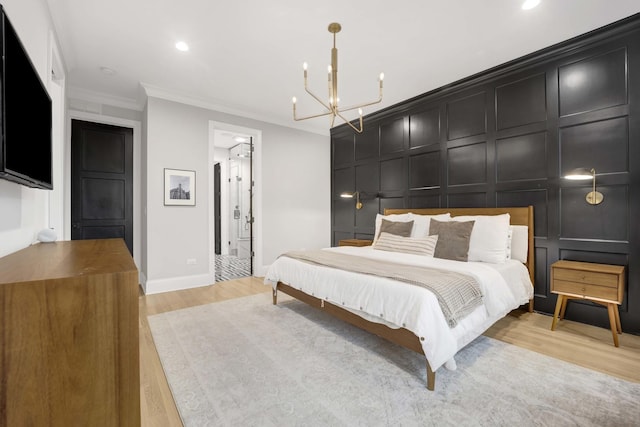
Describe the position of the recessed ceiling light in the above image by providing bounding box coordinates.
[522,0,541,10]
[175,41,189,52]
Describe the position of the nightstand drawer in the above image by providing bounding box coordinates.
[553,268,619,288]
[552,279,619,301]
[338,239,373,247]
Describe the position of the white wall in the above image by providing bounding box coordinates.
[0,0,64,258]
[260,127,331,263]
[144,96,330,293]
[144,98,210,293]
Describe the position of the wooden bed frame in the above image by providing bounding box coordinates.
[272,206,535,391]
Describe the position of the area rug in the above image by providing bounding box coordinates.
[148,293,640,426]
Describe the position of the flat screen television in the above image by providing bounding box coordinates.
[0,6,53,189]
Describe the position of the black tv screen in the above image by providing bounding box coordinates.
[0,6,53,189]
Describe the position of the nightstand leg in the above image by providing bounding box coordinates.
[614,304,622,334]
[559,296,569,320]
[551,295,564,331]
[607,303,620,347]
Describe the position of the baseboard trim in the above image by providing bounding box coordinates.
[144,273,212,295]
[256,264,269,277]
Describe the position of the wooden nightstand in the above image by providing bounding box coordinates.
[338,239,373,247]
[550,260,625,347]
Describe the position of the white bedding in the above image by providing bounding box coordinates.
[264,246,533,371]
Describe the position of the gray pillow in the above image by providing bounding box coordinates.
[378,218,414,239]
[429,219,475,262]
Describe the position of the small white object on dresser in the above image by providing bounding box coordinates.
[37,228,57,243]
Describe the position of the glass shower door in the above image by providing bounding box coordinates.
[228,142,253,272]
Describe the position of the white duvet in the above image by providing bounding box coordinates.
[264,246,533,371]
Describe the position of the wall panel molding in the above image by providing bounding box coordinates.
[331,14,640,333]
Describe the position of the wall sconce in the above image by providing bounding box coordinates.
[340,191,362,209]
[564,167,604,205]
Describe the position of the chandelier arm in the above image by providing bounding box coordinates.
[335,110,363,133]
[304,81,332,111]
[293,109,333,121]
[337,96,383,113]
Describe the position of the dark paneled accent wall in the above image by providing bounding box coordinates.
[330,15,640,334]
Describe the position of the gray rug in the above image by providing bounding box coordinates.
[148,293,640,426]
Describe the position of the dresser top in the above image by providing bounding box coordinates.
[0,239,137,284]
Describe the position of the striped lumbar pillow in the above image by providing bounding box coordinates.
[373,232,438,256]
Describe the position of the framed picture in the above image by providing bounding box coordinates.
[164,168,196,206]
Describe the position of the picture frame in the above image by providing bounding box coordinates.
[164,168,196,206]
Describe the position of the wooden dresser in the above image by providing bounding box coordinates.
[550,260,625,347]
[0,239,140,426]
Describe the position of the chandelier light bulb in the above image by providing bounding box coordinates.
[358,108,363,116]
[292,97,297,104]
[303,62,308,70]
[328,65,332,73]
[379,72,385,81]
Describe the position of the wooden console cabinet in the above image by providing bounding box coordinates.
[0,239,140,426]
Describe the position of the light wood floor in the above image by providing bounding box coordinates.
[139,277,640,426]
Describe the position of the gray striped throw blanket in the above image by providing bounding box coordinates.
[281,250,483,328]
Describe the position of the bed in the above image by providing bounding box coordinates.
[265,206,535,391]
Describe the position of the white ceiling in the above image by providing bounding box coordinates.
[46,0,640,136]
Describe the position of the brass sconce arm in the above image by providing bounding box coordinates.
[564,167,603,205]
[339,190,380,210]
[340,191,362,209]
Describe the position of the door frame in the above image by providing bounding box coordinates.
[248,136,254,275]
[209,121,263,279]
[67,110,142,280]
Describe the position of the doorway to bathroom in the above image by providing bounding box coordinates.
[213,133,254,282]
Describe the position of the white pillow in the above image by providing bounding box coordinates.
[373,232,438,257]
[373,213,413,243]
[410,213,451,238]
[509,225,529,263]
[450,213,511,263]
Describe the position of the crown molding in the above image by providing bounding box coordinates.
[140,82,329,137]
[67,86,144,111]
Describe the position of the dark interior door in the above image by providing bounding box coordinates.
[71,120,133,254]
[214,162,221,255]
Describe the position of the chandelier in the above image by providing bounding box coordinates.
[291,23,384,133]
